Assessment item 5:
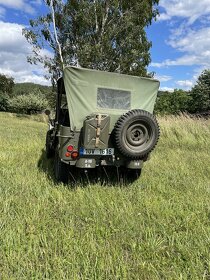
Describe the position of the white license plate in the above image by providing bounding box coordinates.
[80,148,114,156]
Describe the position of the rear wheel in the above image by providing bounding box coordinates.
[54,148,69,184]
[46,130,54,158]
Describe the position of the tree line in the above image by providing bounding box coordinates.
[0,74,54,114]
[0,1,209,115]
[155,69,210,115]
[0,69,210,115]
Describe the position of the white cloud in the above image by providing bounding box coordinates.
[0,0,41,14]
[151,27,210,68]
[169,27,210,54]
[160,87,174,92]
[158,13,171,21]
[0,21,52,85]
[155,74,172,82]
[176,80,194,89]
[0,66,50,85]
[151,1,210,90]
[159,0,210,24]
[0,21,30,53]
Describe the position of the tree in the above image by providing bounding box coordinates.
[0,73,14,111]
[23,0,159,83]
[155,89,190,115]
[12,83,56,109]
[0,93,9,111]
[0,73,14,96]
[188,70,210,113]
[9,93,49,114]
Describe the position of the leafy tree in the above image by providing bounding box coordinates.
[188,69,210,113]
[13,83,51,96]
[0,93,9,111]
[23,0,159,83]
[0,73,14,96]
[9,93,49,114]
[0,73,14,111]
[13,83,55,108]
[170,89,191,114]
[0,73,55,113]
[155,91,171,115]
[155,89,190,115]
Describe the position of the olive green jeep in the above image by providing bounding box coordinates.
[45,67,160,183]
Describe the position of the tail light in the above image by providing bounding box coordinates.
[65,145,79,160]
[65,152,71,157]
[67,145,74,152]
[71,151,79,159]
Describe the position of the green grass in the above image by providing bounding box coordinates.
[0,112,210,280]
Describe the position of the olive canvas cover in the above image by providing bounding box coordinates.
[63,66,160,131]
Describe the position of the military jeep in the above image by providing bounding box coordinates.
[45,67,160,183]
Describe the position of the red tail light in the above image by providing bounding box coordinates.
[67,145,74,152]
[71,151,79,159]
[65,152,71,157]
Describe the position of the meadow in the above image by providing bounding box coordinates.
[0,112,210,279]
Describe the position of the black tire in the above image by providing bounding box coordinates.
[54,148,69,184]
[114,109,160,159]
[46,130,54,158]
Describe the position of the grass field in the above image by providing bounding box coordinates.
[0,112,210,279]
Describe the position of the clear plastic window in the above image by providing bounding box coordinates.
[97,88,131,110]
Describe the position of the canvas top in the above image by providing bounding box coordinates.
[63,66,160,131]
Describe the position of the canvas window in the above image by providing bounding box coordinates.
[97,88,131,110]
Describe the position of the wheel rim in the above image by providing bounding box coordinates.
[126,122,149,146]
[123,120,153,153]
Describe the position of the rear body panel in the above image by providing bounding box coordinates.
[57,124,144,169]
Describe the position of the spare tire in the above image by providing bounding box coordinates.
[114,109,160,159]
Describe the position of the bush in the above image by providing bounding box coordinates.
[155,89,191,115]
[188,69,210,113]
[9,93,49,114]
[0,92,9,111]
[0,74,14,96]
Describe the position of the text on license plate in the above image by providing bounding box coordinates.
[80,148,114,156]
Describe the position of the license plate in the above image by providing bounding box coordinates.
[80,148,114,156]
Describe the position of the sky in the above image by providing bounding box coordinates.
[0,0,210,90]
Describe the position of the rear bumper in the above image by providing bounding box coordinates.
[61,156,144,169]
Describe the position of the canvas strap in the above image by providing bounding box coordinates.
[95,114,102,148]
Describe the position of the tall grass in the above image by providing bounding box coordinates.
[0,112,210,279]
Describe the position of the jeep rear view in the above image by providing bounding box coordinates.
[45,67,160,183]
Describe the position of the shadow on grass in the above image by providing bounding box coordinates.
[38,149,141,188]
[37,149,55,182]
